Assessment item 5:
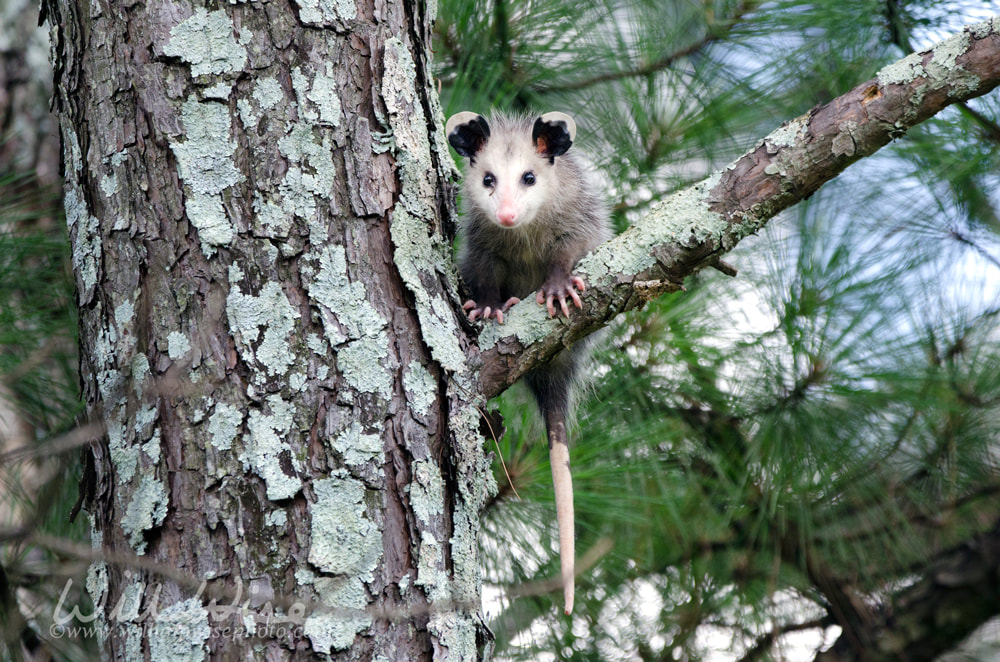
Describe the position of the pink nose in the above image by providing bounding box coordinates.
[497,208,517,226]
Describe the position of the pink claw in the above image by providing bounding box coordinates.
[537,275,587,318]
[463,296,522,324]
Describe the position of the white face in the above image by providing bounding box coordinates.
[468,138,556,229]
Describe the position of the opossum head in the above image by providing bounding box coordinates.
[446,112,577,229]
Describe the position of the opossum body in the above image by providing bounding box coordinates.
[446,111,612,614]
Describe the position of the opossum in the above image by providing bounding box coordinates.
[446,111,612,614]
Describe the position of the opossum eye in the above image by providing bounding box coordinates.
[522,172,536,186]
[482,173,496,188]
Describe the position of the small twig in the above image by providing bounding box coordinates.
[502,537,614,600]
[709,258,738,277]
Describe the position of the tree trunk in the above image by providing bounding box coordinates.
[43,0,1000,656]
[43,0,493,658]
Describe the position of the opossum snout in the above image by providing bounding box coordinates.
[496,192,519,227]
[497,208,518,226]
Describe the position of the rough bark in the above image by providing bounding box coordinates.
[43,0,492,659]
[43,0,1000,657]
[475,16,1000,400]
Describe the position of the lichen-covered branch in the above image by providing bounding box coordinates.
[475,16,1000,400]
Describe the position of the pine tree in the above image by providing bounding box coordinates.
[435,1,1000,659]
[0,0,998,660]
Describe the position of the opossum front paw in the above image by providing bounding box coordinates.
[536,275,586,318]
[463,297,521,324]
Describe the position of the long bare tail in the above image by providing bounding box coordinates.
[547,415,575,614]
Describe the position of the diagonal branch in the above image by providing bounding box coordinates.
[536,1,762,94]
[475,16,1000,400]
[812,518,1000,662]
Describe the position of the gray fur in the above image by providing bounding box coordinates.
[455,113,610,310]
[449,111,612,613]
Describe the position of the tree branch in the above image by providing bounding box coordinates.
[812,519,1000,662]
[535,1,762,94]
[475,16,1000,400]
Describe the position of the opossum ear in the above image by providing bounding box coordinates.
[446,112,491,158]
[533,112,576,159]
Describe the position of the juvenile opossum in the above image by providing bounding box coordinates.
[446,111,612,614]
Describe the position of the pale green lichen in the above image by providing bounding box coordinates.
[100,169,118,198]
[448,492,481,600]
[969,16,999,39]
[304,577,371,652]
[831,120,859,157]
[291,65,342,126]
[162,8,248,77]
[474,295,553,351]
[148,598,210,662]
[121,475,168,554]
[107,417,138,485]
[241,395,301,500]
[123,624,144,661]
[332,421,383,468]
[759,114,810,177]
[308,245,385,341]
[877,52,926,86]
[308,473,381,580]
[337,339,392,397]
[85,522,110,655]
[409,459,444,525]
[296,0,356,25]
[134,404,157,433]
[237,76,284,130]
[115,578,147,621]
[429,612,480,662]
[63,187,101,302]
[62,127,101,302]
[878,26,982,99]
[402,360,436,418]
[254,77,285,108]
[208,402,243,451]
[307,334,326,355]
[927,30,980,96]
[141,429,161,464]
[114,300,134,328]
[267,509,287,528]
[414,532,448,603]
[279,124,336,198]
[930,30,969,70]
[167,331,191,360]
[305,476,380,649]
[380,37,470,375]
[171,100,242,255]
[85,523,108,600]
[226,276,300,378]
[764,114,809,150]
[202,82,232,100]
[253,196,295,238]
[303,245,392,395]
[130,353,150,396]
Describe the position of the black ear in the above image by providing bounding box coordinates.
[532,112,576,160]
[446,112,491,159]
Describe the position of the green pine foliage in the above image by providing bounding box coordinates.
[436,1,1000,659]
[0,170,90,661]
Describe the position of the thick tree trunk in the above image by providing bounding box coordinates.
[43,0,493,658]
